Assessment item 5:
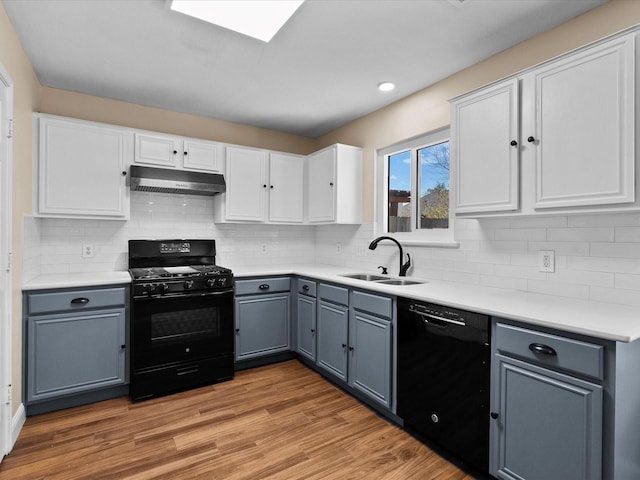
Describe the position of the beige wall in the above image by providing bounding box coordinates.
[39,88,316,155]
[0,3,41,415]
[2,0,640,420]
[317,0,640,222]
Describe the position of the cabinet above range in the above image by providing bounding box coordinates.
[33,113,362,224]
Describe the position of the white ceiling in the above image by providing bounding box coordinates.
[3,0,606,138]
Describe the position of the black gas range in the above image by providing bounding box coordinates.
[128,239,235,401]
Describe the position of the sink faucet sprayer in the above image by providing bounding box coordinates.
[368,236,411,277]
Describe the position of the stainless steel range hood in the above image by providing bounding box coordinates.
[129,165,226,196]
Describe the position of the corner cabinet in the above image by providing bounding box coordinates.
[35,114,131,219]
[307,144,362,224]
[217,146,304,224]
[23,285,129,415]
[452,31,637,216]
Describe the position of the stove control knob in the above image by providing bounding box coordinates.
[147,284,157,296]
[184,280,195,290]
[206,278,216,288]
[158,283,168,294]
[217,277,228,287]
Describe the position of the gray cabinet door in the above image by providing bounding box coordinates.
[296,295,316,361]
[493,354,602,480]
[317,300,348,381]
[27,308,126,402]
[349,310,392,408]
[235,294,290,360]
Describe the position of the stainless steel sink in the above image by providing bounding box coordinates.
[340,273,389,281]
[375,279,425,286]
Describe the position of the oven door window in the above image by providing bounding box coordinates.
[132,291,234,369]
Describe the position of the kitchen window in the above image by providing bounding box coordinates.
[375,128,456,245]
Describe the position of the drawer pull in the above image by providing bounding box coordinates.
[529,343,557,356]
[302,285,309,291]
[70,297,90,305]
[258,284,270,291]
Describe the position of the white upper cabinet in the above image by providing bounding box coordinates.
[35,114,131,220]
[452,78,520,214]
[307,144,362,224]
[218,146,304,224]
[134,132,223,173]
[530,35,635,209]
[268,152,304,223]
[452,31,637,217]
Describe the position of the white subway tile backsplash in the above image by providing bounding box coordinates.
[21,188,640,308]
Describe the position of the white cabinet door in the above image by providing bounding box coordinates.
[37,115,130,219]
[453,78,520,214]
[268,152,303,223]
[225,146,268,221]
[134,132,180,168]
[532,35,635,209]
[183,139,224,173]
[307,147,336,223]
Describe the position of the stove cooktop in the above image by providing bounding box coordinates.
[129,264,232,281]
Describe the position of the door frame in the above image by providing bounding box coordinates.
[0,62,14,460]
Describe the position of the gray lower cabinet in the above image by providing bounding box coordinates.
[234,277,291,360]
[24,285,128,413]
[296,278,317,362]
[491,321,603,480]
[316,284,394,410]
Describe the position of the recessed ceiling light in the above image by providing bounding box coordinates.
[378,82,395,92]
[170,0,304,43]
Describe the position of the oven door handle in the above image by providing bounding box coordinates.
[133,289,234,300]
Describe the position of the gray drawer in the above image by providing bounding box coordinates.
[495,322,604,380]
[28,287,126,315]
[297,278,317,297]
[318,283,349,306]
[235,277,291,296]
[352,291,392,319]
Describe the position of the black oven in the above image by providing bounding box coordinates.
[128,239,235,401]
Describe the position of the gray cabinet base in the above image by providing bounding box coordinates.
[235,351,296,371]
[26,384,129,416]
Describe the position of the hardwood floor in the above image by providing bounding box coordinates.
[0,361,476,479]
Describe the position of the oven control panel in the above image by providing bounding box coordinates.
[159,241,191,254]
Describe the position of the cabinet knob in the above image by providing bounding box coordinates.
[235,328,240,334]
[341,343,347,349]
[490,412,499,420]
[329,182,334,187]
[173,150,178,154]
[348,346,354,352]
[311,329,315,333]
[121,171,127,176]
[527,136,536,143]
[263,184,267,188]
[184,151,188,155]
[270,185,274,189]
[510,140,518,147]
[120,344,126,350]
[302,285,309,291]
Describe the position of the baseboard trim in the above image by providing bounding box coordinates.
[10,403,25,451]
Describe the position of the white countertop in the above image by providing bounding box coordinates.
[23,264,640,343]
[22,271,132,290]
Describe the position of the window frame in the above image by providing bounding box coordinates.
[374,127,457,246]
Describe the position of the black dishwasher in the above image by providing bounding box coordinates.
[397,297,490,473]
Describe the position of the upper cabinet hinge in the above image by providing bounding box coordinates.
[6,252,11,273]
[7,119,13,138]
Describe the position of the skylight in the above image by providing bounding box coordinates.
[170,0,305,43]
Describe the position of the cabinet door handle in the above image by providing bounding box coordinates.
[528,343,557,356]
[510,140,518,147]
[70,297,90,305]
[120,344,126,350]
[302,285,310,291]
[490,412,499,420]
[348,346,354,352]
[341,343,347,349]
[311,329,315,333]
[527,136,536,143]
[235,328,240,334]
[259,284,270,290]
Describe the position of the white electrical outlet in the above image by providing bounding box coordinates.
[336,243,342,254]
[261,243,268,254]
[539,250,555,273]
[82,243,94,258]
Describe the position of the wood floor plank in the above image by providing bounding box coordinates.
[0,360,478,479]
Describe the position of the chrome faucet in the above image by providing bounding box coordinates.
[368,236,411,277]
